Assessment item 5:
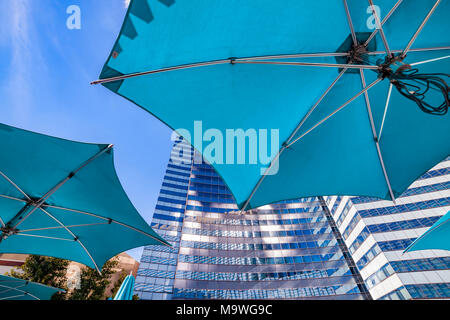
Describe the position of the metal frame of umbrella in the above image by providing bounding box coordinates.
[0,124,170,273]
[92,0,449,211]
[0,146,166,261]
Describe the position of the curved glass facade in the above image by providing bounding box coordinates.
[134,140,370,300]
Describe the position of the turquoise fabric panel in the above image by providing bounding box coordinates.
[375,0,450,51]
[0,123,167,270]
[406,211,450,252]
[346,0,450,52]
[0,275,63,300]
[250,72,387,209]
[118,61,339,205]
[0,208,164,270]
[100,0,450,209]
[0,198,26,225]
[0,123,102,199]
[107,0,350,74]
[47,148,157,233]
[365,52,450,197]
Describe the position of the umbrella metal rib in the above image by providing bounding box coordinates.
[18,222,110,233]
[228,0,444,210]
[286,78,383,148]
[401,0,442,58]
[39,206,102,273]
[378,83,393,142]
[348,0,395,201]
[0,143,170,272]
[0,283,26,295]
[241,78,382,211]
[232,60,379,70]
[343,0,357,45]
[0,187,170,247]
[291,69,350,139]
[359,70,396,202]
[90,0,445,86]
[91,1,448,212]
[0,294,33,301]
[91,57,377,85]
[367,46,450,55]
[410,54,450,66]
[344,0,359,48]
[0,284,40,301]
[91,46,449,85]
[0,194,26,203]
[41,203,170,247]
[234,52,350,61]
[368,0,393,57]
[12,144,113,229]
[0,171,32,201]
[240,68,349,212]
[15,233,75,242]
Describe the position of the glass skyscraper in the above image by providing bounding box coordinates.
[134,139,370,300]
[134,140,449,300]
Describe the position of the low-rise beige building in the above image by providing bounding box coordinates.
[1,252,139,298]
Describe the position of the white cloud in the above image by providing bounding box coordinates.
[7,0,34,122]
[124,0,131,8]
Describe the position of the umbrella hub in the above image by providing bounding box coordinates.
[335,32,376,74]
[348,44,369,65]
[0,198,42,240]
[0,226,19,241]
[377,54,408,79]
[377,55,449,116]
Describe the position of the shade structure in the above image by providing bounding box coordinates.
[113,274,135,300]
[94,0,450,210]
[404,210,450,253]
[0,275,63,300]
[0,123,169,273]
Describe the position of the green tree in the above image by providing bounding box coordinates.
[68,258,118,300]
[7,255,69,300]
[7,255,125,300]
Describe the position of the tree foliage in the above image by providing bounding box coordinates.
[7,255,122,300]
[68,258,118,300]
[7,255,69,300]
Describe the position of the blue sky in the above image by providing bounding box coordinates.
[0,0,173,260]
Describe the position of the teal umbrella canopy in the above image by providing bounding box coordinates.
[405,210,450,253]
[94,0,450,210]
[113,274,135,300]
[0,123,169,272]
[0,275,64,300]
